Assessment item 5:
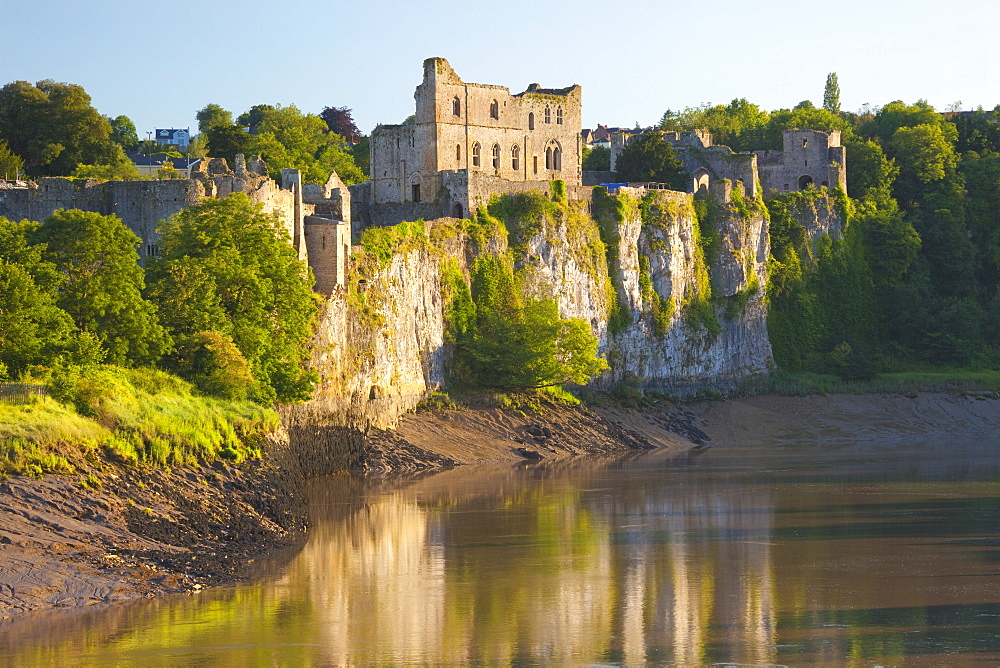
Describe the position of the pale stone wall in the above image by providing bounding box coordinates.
[370,57,582,219]
[305,217,351,295]
[755,130,847,194]
[609,130,758,198]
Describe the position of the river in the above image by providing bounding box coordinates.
[2,424,1000,665]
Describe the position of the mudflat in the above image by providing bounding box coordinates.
[1,392,997,621]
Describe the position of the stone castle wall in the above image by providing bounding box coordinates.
[371,58,582,219]
[755,130,846,194]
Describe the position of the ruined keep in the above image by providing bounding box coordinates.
[361,57,584,226]
[754,129,846,194]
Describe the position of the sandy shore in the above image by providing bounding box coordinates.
[1,391,997,621]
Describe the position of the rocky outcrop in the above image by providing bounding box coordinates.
[295,183,773,430]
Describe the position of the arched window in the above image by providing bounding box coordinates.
[528,112,535,130]
[472,142,481,167]
[456,144,461,161]
[490,99,499,120]
[553,146,562,171]
[798,175,814,190]
[453,202,464,218]
[511,145,520,171]
[452,96,461,116]
[556,107,563,125]
[544,107,551,124]
[491,144,501,170]
[545,146,553,170]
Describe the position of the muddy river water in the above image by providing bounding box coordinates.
[2,426,1000,665]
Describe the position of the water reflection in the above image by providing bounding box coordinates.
[3,445,1000,665]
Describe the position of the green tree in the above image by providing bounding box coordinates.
[0,216,74,372]
[107,115,139,150]
[582,145,611,171]
[236,104,276,134]
[614,132,687,189]
[0,80,120,176]
[0,138,24,179]
[205,123,255,160]
[196,103,232,133]
[147,193,319,402]
[659,98,770,150]
[823,73,841,113]
[174,330,259,401]
[247,104,364,184]
[30,209,170,366]
[456,254,608,389]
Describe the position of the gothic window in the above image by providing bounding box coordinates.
[492,144,501,169]
[456,144,461,161]
[545,146,553,170]
[472,142,481,167]
[556,107,563,124]
[553,146,562,171]
[544,107,551,124]
[452,96,461,116]
[511,145,520,171]
[490,99,499,120]
[528,112,535,130]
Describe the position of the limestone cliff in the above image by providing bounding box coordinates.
[297,184,773,429]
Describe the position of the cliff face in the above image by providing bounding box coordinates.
[300,185,773,429]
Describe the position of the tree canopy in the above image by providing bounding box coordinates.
[147,193,319,402]
[614,132,688,189]
[453,254,608,389]
[30,209,170,366]
[204,103,365,185]
[0,80,125,176]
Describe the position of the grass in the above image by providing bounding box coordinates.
[0,364,280,477]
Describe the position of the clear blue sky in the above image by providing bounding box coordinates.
[5,0,999,138]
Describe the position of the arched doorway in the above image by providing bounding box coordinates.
[798,175,814,190]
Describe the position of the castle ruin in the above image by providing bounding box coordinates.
[354,58,588,227]
[0,155,352,295]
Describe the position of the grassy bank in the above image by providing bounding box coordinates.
[0,365,278,477]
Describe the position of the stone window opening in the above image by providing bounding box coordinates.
[556,107,563,124]
[412,183,421,202]
[804,159,808,167]
[490,100,499,120]
[491,144,501,170]
[472,142,481,167]
[511,145,520,171]
[553,146,562,170]
[802,138,808,148]
[528,112,535,130]
[798,175,814,190]
[452,96,461,116]
[456,144,461,161]
[453,202,463,218]
[322,235,326,250]
[545,147,553,170]
[544,106,551,124]
[533,155,538,174]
